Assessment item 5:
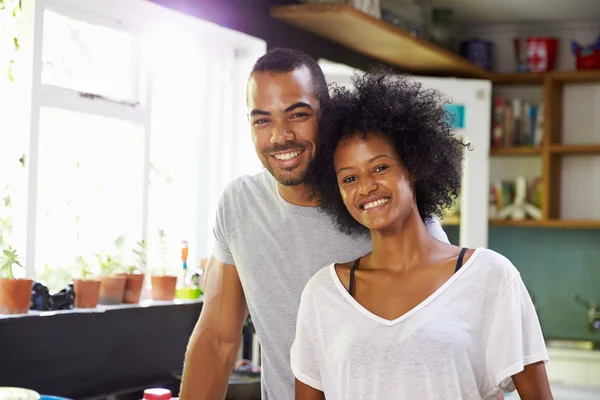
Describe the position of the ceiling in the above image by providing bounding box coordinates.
[389,0,600,24]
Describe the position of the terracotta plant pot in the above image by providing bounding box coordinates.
[0,278,33,314]
[117,273,145,304]
[151,275,177,301]
[99,276,126,305]
[73,279,101,308]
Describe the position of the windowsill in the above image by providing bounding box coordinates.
[0,296,204,320]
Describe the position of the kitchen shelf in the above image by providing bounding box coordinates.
[550,70,600,83]
[489,219,544,227]
[490,147,543,156]
[447,219,600,229]
[544,219,600,229]
[549,144,600,155]
[491,73,545,85]
[270,4,490,78]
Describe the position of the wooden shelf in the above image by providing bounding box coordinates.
[491,73,545,85]
[544,219,600,229]
[489,219,544,227]
[270,4,490,78]
[490,147,543,156]
[550,144,600,155]
[550,70,600,83]
[444,218,600,229]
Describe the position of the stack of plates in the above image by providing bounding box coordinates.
[0,387,40,400]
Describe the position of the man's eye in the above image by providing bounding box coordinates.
[253,119,269,126]
[291,113,308,119]
[342,176,357,184]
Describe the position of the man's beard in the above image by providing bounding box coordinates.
[264,162,310,186]
[259,143,313,187]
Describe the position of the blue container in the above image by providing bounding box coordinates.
[460,39,494,71]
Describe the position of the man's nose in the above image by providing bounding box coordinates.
[270,120,295,145]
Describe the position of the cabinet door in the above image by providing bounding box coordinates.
[546,358,588,385]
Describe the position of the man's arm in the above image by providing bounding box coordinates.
[296,379,325,400]
[179,255,249,399]
[512,361,553,400]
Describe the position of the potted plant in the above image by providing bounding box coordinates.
[71,255,101,308]
[117,239,147,304]
[0,246,32,314]
[96,252,126,305]
[150,229,177,301]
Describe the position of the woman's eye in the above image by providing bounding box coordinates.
[342,176,357,184]
[291,113,308,119]
[374,165,389,173]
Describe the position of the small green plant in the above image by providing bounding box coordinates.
[157,229,168,275]
[75,255,94,280]
[123,239,147,274]
[96,253,119,277]
[0,0,23,82]
[0,246,23,279]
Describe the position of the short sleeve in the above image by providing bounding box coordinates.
[290,287,323,391]
[211,188,235,266]
[486,275,549,392]
[426,215,450,243]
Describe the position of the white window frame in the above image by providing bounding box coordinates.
[17,0,266,279]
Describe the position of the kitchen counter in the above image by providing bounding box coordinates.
[0,299,203,399]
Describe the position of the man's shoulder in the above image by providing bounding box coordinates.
[221,169,272,201]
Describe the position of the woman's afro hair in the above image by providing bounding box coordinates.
[307,70,470,234]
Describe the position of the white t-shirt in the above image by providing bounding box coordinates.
[290,248,549,400]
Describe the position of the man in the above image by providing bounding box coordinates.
[179,48,449,399]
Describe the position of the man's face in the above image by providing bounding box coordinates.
[247,67,319,186]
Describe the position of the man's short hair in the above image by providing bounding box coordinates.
[251,47,329,103]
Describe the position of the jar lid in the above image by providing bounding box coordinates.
[143,388,171,400]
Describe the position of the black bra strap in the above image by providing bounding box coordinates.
[348,258,360,297]
[455,247,468,273]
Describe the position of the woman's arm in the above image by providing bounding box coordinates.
[296,379,325,400]
[512,361,553,400]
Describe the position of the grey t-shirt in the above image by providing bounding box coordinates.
[211,170,449,400]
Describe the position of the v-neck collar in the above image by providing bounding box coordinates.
[328,247,483,326]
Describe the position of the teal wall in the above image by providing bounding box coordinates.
[444,226,600,341]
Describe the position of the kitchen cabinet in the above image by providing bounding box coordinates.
[546,348,600,386]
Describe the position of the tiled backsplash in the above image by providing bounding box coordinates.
[444,225,600,341]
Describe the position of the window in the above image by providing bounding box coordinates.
[0,0,266,292]
[41,9,137,102]
[0,0,28,277]
[35,107,145,289]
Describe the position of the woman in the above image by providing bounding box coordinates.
[291,72,552,400]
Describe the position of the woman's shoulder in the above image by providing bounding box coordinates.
[468,247,521,286]
[303,263,337,294]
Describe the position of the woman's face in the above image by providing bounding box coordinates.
[333,132,416,232]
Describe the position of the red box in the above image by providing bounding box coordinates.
[514,37,559,72]
[572,36,600,70]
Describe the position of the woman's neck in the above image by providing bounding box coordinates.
[367,208,441,273]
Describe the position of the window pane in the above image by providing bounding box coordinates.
[36,107,144,292]
[146,45,206,276]
[0,5,28,277]
[42,9,136,101]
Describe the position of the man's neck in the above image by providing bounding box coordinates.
[277,182,318,207]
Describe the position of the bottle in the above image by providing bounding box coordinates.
[178,241,189,288]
